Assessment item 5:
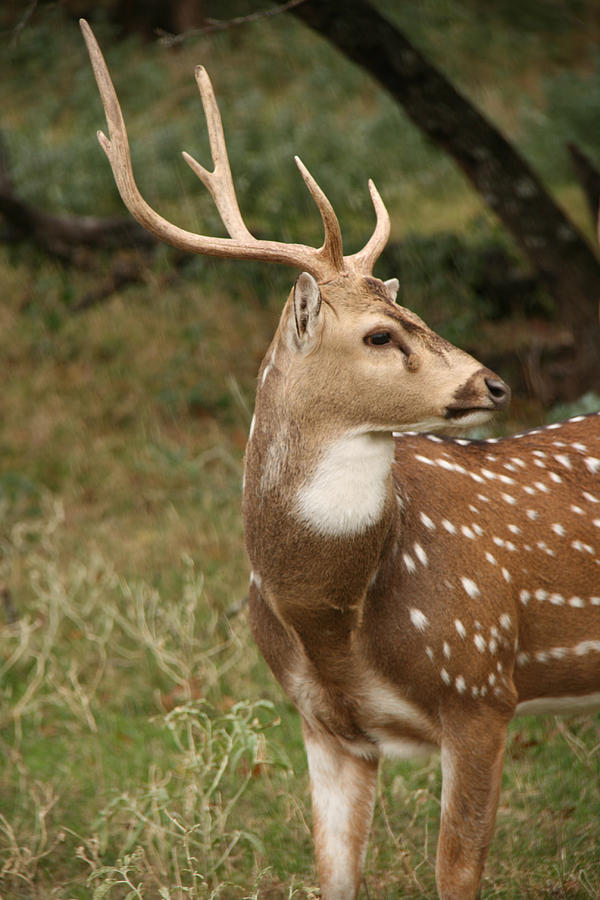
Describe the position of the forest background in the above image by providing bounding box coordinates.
[1,1,599,897]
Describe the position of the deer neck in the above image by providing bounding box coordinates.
[243,392,398,647]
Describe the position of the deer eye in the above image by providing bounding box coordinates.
[366,331,392,346]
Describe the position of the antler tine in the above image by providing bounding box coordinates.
[80,19,238,258]
[294,156,345,276]
[80,21,393,281]
[346,180,391,276]
[182,66,253,243]
[79,19,343,279]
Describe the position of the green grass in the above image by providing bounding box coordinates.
[1,3,600,898]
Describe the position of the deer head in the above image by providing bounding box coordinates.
[79,20,508,449]
[267,272,508,438]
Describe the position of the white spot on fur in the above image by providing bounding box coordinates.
[414,543,428,566]
[575,640,600,654]
[415,454,435,466]
[420,512,435,530]
[455,619,466,639]
[585,457,600,475]
[461,577,480,599]
[554,454,572,469]
[474,634,486,652]
[410,608,429,632]
[403,553,417,574]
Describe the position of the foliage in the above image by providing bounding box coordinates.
[547,391,600,424]
[520,52,600,184]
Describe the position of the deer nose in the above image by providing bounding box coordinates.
[484,374,511,410]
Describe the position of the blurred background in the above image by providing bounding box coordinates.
[1,2,599,897]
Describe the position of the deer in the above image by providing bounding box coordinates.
[80,20,600,900]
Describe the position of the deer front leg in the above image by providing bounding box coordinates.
[303,721,378,900]
[436,710,509,900]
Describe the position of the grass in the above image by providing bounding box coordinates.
[1,497,598,899]
[1,3,600,898]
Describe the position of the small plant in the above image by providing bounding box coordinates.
[86,700,290,899]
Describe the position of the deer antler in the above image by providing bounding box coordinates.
[80,19,389,281]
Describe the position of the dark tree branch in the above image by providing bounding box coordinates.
[157,0,309,46]
[0,128,173,311]
[0,130,157,262]
[71,249,194,313]
[567,142,600,231]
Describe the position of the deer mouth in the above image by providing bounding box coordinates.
[444,406,497,425]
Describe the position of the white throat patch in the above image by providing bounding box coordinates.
[294,433,394,537]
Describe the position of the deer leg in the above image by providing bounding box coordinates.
[436,711,509,900]
[302,721,378,900]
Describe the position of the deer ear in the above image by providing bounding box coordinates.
[291,272,322,348]
[384,278,399,301]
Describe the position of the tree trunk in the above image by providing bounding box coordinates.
[568,142,600,232]
[282,0,600,401]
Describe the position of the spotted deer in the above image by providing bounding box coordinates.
[81,20,600,900]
